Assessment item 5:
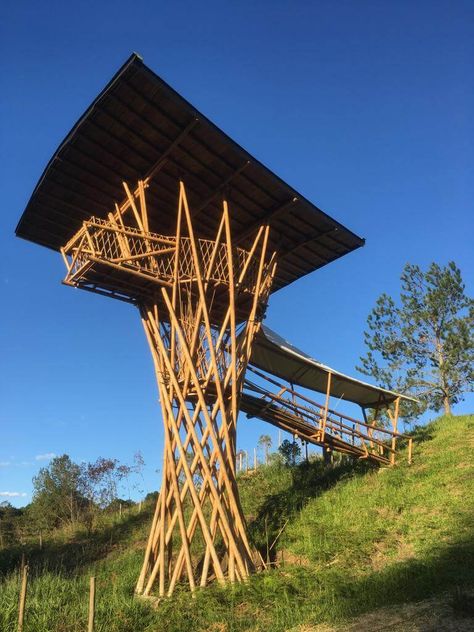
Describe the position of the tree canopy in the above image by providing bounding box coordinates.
[258,434,272,464]
[278,439,301,467]
[358,261,473,418]
[29,452,146,533]
[31,454,85,529]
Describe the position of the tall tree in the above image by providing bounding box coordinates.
[80,457,122,509]
[278,439,301,467]
[0,502,23,547]
[236,449,246,472]
[358,262,473,418]
[258,434,272,465]
[31,454,84,528]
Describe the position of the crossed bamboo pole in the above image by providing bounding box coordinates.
[134,183,275,596]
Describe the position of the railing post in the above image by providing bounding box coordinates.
[321,372,332,440]
[390,397,400,466]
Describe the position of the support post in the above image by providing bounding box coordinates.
[88,576,95,632]
[390,397,400,465]
[18,565,28,632]
[321,371,332,439]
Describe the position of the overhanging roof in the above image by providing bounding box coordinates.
[250,326,418,408]
[16,53,364,293]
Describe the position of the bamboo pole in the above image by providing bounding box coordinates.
[17,565,28,632]
[88,576,95,632]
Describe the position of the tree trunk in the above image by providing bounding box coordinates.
[443,395,452,416]
[436,338,452,417]
[323,447,332,465]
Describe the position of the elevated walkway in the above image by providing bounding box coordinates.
[242,327,416,466]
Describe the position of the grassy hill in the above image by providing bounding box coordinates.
[1,414,473,631]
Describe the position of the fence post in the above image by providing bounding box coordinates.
[88,576,96,632]
[18,564,28,632]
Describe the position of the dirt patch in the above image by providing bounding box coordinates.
[277,548,312,567]
[344,594,474,631]
[287,592,474,632]
[370,537,415,571]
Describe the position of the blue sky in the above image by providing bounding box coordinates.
[1,1,473,507]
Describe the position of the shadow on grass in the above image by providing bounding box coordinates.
[148,518,474,632]
[332,530,474,620]
[248,458,376,561]
[409,424,435,444]
[0,505,153,578]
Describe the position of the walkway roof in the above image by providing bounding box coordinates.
[16,53,364,294]
[250,326,418,408]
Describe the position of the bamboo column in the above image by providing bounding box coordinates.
[134,183,276,597]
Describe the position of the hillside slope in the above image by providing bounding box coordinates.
[1,414,473,631]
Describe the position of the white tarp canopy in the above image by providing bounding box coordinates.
[249,326,417,409]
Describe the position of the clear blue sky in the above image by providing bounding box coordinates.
[1,1,473,507]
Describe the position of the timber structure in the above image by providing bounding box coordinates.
[16,54,410,598]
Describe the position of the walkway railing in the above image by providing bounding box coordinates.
[241,367,412,466]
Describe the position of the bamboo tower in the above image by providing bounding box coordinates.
[16,53,365,600]
[61,179,276,596]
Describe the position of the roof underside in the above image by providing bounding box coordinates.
[16,53,364,293]
[250,326,417,408]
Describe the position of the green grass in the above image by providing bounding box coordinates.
[1,414,473,631]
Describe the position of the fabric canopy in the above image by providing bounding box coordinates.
[249,326,417,408]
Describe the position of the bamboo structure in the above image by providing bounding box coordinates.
[61,180,276,597]
[16,53,374,603]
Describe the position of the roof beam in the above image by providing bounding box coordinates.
[145,117,199,182]
[279,227,340,259]
[235,197,298,245]
[191,161,250,220]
